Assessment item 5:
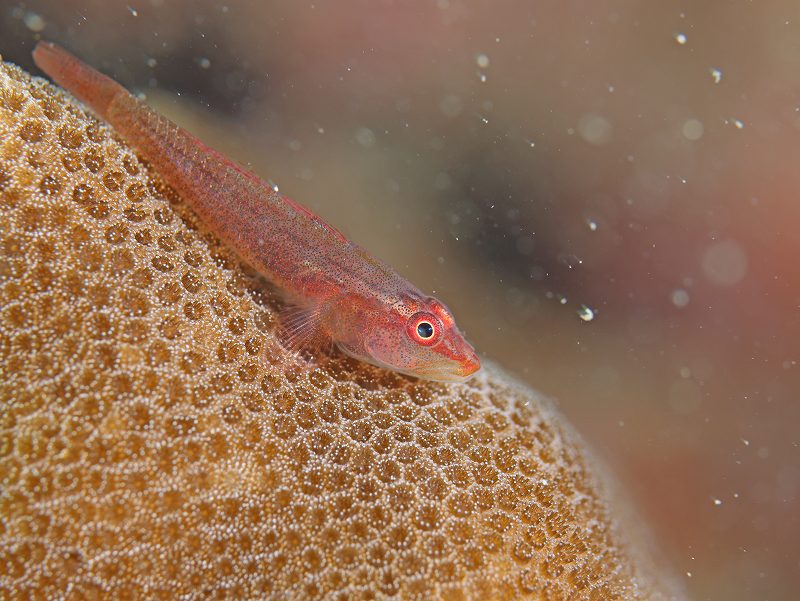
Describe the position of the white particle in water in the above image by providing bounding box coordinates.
[733,118,744,129]
[128,6,139,17]
[586,219,598,231]
[146,58,157,68]
[710,67,722,83]
[479,73,487,83]
[476,53,490,68]
[682,119,704,140]
[713,498,722,506]
[355,127,376,147]
[702,240,747,286]
[439,95,463,118]
[198,57,211,69]
[675,32,688,45]
[23,11,46,32]
[577,305,595,322]
[577,114,612,145]
[671,288,690,307]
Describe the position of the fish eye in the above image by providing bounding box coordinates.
[416,321,434,339]
[407,312,441,346]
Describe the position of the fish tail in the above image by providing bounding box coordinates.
[33,41,128,121]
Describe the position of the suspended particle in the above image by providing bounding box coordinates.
[23,12,46,31]
[577,305,595,322]
[670,289,690,307]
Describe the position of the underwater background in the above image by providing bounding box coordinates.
[2,1,798,599]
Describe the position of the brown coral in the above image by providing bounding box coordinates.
[0,57,683,600]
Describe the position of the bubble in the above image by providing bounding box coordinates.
[670,288,690,307]
[439,95,463,118]
[702,240,747,286]
[23,12,46,32]
[355,127,376,147]
[198,57,211,69]
[710,67,722,83]
[577,114,612,146]
[476,53,490,68]
[577,305,595,322]
[675,33,687,45]
[681,119,704,140]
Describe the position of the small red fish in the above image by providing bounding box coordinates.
[33,42,480,382]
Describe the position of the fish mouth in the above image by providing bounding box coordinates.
[402,353,481,383]
[339,341,480,383]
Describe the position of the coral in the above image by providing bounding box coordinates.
[0,56,683,600]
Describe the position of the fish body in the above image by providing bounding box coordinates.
[33,42,480,382]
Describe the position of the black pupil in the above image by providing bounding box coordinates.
[417,322,434,339]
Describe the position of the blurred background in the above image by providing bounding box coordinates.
[2,1,798,599]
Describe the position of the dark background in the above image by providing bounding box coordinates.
[2,1,798,599]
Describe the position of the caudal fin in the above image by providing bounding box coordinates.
[32,41,128,120]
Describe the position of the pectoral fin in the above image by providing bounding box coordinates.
[277,302,331,356]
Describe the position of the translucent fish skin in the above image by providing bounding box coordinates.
[33,42,479,382]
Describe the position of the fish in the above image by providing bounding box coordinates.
[32,41,480,382]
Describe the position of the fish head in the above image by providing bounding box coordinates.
[338,293,480,383]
